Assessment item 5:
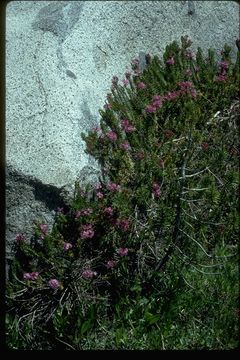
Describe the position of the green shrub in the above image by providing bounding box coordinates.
[6,36,239,349]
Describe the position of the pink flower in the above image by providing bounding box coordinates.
[48,278,61,289]
[152,182,161,198]
[75,210,82,218]
[218,60,229,70]
[15,233,25,244]
[39,224,48,235]
[215,74,226,82]
[117,248,129,257]
[166,57,175,65]
[137,82,146,89]
[145,105,157,113]
[118,219,130,231]
[106,131,117,142]
[56,207,64,214]
[153,95,162,102]
[104,103,112,110]
[81,224,95,239]
[120,141,130,150]
[152,94,163,108]
[122,79,129,86]
[107,182,121,192]
[95,183,102,190]
[121,119,136,133]
[125,125,136,133]
[164,91,180,101]
[190,88,197,99]
[82,270,97,279]
[104,207,114,216]
[96,192,104,199]
[64,242,73,251]
[23,272,39,281]
[178,81,193,90]
[106,260,117,269]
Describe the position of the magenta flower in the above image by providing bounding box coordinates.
[81,224,95,239]
[145,104,157,113]
[104,207,114,216]
[106,131,117,142]
[64,242,73,251]
[39,224,48,235]
[125,124,136,133]
[190,88,197,99]
[82,270,97,279]
[122,79,129,86]
[166,57,175,65]
[121,119,136,133]
[152,182,161,198]
[23,272,39,281]
[153,100,162,109]
[95,183,102,190]
[118,219,130,231]
[218,60,229,70]
[96,191,104,199]
[137,82,146,89]
[178,81,193,90]
[120,141,130,150]
[153,95,162,102]
[106,260,117,269]
[117,247,129,257]
[48,278,61,289]
[164,91,180,101]
[75,210,82,219]
[56,207,64,214]
[15,233,25,244]
[107,182,121,192]
[215,74,226,82]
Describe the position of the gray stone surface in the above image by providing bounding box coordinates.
[6,1,239,252]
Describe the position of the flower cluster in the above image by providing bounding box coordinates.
[82,270,97,279]
[80,224,95,239]
[145,94,162,113]
[107,182,121,192]
[48,279,61,289]
[23,272,39,281]
[120,119,136,133]
[152,182,161,198]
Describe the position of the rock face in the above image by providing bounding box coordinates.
[6,1,239,257]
